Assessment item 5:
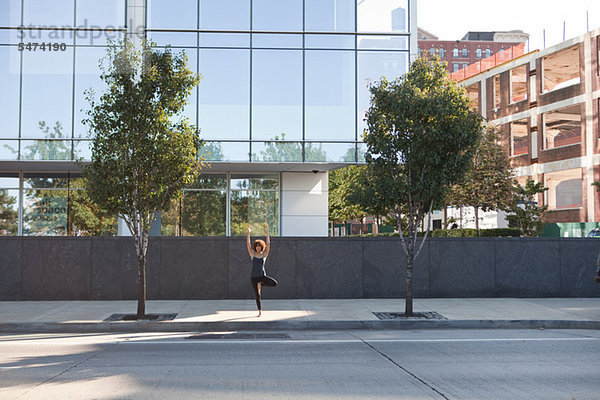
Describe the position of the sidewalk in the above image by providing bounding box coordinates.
[1,298,599,333]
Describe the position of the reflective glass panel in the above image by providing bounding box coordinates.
[305,34,354,49]
[23,173,70,189]
[200,0,250,30]
[187,174,228,189]
[0,46,21,138]
[178,48,198,127]
[358,0,408,33]
[1,0,21,27]
[147,0,197,30]
[20,140,73,160]
[0,141,19,160]
[181,190,227,236]
[199,49,249,140]
[148,32,198,47]
[21,47,74,139]
[305,50,355,141]
[24,0,74,26]
[252,0,302,31]
[199,141,249,161]
[358,35,408,50]
[68,187,118,236]
[252,50,302,140]
[19,28,76,43]
[0,175,19,189]
[73,140,92,160]
[74,46,108,139]
[357,142,367,162]
[252,141,303,162]
[304,142,355,162]
[199,33,249,48]
[76,0,125,29]
[230,190,278,236]
[358,51,408,135]
[161,197,179,236]
[305,0,354,32]
[0,189,19,235]
[252,34,302,49]
[22,189,68,236]
[231,174,278,190]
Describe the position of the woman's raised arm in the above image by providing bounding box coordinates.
[264,222,271,258]
[246,224,254,258]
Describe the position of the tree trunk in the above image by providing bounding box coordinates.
[405,251,414,316]
[474,207,480,235]
[135,231,149,319]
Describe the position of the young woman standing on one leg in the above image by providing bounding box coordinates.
[247,222,277,317]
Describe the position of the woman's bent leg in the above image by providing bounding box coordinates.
[261,275,278,287]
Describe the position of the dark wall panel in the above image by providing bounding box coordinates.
[0,238,21,300]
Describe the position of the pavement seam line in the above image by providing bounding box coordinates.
[10,341,121,400]
[352,334,450,400]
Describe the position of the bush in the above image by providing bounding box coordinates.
[431,228,521,237]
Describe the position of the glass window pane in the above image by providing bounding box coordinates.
[252,50,302,140]
[305,142,356,162]
[178,49,198,126]
[73,140,92,160]
[68,186,117,236]
[0,189,19,236]
[252,0,302,32]
[305,0,354,32]
[148,32,198,48]
[23,173,70,189]
[200,0,250,30]
[0,46,21,138]
[199,141,249,161]
[252,141,303,162]
[148,0,197,30]
[182,190,227,236]
[187,174,228,189]
[161,197,179,236]
[358,51,408,135]
[358,35,408,50]
[76,0,125,29]
[23,189,68,236]
[306,50,355,141]
[252,34,302,49]
[21,47,74,139]
[0,141,19,160]
[231,190,278,236]
[231,174,278,190]
[20,140,73,160]
[199,49,249,140]
[74,47,108,139]
[199,33,249,48]
[0,174,19,189]
[0,0,21,27]
[24,0,74,26]
[358,0,408,33]
[305,34,354,49]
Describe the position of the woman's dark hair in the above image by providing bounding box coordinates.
[253,239,266,251]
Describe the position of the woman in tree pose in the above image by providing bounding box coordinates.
[247,222,277,317]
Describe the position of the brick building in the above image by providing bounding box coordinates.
[456,29,600,225]
[418,28,529,73]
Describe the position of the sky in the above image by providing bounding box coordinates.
[417,0,600,51]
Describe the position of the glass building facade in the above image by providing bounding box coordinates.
[0,0,416,236]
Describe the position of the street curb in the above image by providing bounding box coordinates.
[1,319,599,333]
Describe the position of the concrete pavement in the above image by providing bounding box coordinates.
[1,298,599,333]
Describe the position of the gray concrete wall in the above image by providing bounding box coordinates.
[1,237,599,300]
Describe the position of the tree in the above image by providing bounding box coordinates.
[254,134,327,162]
[82,39,202,318]
[363,57,483,316]
[447,126,514,233]
[328,166,368,234]
[505,179,547,237]
[0,190,18,235]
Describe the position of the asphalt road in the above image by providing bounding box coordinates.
[1,329,599,400]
